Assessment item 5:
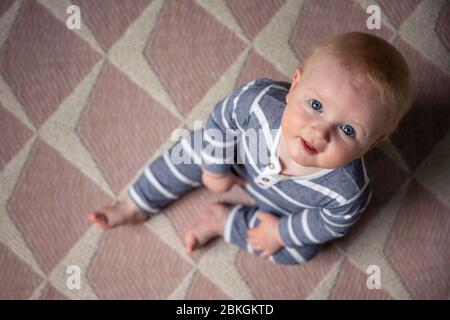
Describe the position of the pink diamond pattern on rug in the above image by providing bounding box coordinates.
[7,139,112,274]
[378,0,422,28]
[237,244,341,299]
[77,62,180,195]
[436,1,450,51]
[0,242,43,299]
[165,185,254,261]
[0,0,101,128]
[39,284,68,300]
[330,259,392,299]
[385,179,450,299]
[338,148,410,250]
[227,0,286,40]
[145,0,247,115]
[236,50,289,88]
[0,0,13,17]
[87,225,192,299]
[73,0,152,51]
[0,105,34,171]
[391,40,450,171]
[289,0,392,62]
[185,272,231,300]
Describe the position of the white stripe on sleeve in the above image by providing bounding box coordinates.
[163,151,200,187]
[302,210,321,243]
[144,168,178,200]
[128,186,159,213]
[224,205,241,243]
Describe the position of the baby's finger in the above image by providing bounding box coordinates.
[261,251,270,258]
[87,213,97,222]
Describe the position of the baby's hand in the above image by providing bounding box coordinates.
[247,211,284,258]
[202,169,246,193]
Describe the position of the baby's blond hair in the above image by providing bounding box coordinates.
[305,32,413,138]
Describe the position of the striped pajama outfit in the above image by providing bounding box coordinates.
[129,78,373,265]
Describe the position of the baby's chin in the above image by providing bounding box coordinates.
[289,148,354,169]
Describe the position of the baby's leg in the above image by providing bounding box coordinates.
[88,130,203,229]
[87,196,148,229]
[224,205,321,265]
[184,202,229,253]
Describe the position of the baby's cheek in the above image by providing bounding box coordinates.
[299,104,313,117]
[287,107,307,124]
[325,143,355,167]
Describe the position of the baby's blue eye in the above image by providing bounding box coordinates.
[340,124,355,137]
[309,99,322,111]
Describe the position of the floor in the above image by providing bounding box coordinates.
[0,0,449,300]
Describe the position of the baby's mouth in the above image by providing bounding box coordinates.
[300,138,318,154]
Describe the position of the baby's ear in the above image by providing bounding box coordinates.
[287,68,303,103]
[291,68,303,85]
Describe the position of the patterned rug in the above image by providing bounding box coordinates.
[0,0,449,300]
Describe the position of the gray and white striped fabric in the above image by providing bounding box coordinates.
[129,78,372,265]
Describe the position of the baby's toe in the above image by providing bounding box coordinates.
[184,230,198,253]
[87,212,109,229]
[87,213,97,223]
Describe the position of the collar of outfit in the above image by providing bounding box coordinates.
[253,128,334,189]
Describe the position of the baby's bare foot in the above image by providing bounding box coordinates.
[184,202,229,253]
[87,197,149,229]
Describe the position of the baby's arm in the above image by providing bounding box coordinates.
[200,81,256,175]
[246,197,369,259]
[200,80,267,192]
[277,186,372,247]
[247,211,284,257]
[200,79,276,174]
[225,205,322,264]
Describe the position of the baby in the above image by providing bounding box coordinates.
[88,32,412,265]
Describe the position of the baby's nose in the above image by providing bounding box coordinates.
[311,124,331,143]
